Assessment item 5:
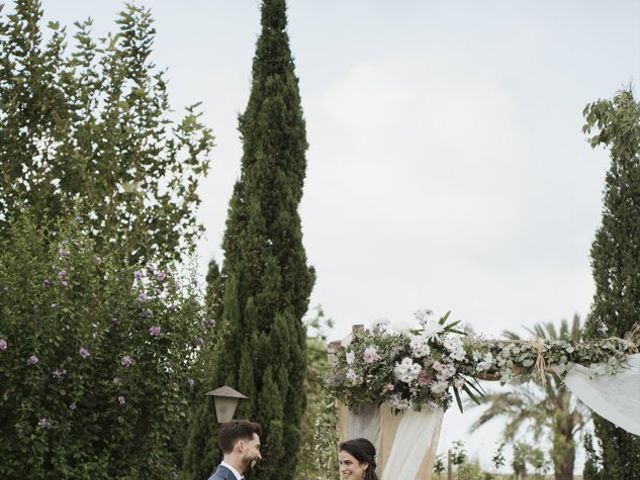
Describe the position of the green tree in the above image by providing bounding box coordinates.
[511,442,528,480]
[0,0,214,265]
[583,89,640,480]
[182,1,315,478]
[451,440,468,468]
[433,454,446,479]
[583,433,604,480]
[297,307,339,480]
[469,316,590,480]
[492,442,506,472]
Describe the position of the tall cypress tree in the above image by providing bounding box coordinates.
[183,1,315,478]
[583,89,640,479]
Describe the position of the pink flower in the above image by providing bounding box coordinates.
[79,347,90,359]
[432,361,444,372]
[363,346,380,364]
[37,418,51,429]
[52,369,66,379]
[120,355,134,368]
[383,383,395,392]
[27,355,39,365]
[148,325,161,336]
[417,370,434,386]
[0,339,7,351]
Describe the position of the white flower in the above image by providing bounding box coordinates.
[449,349,466,362]
[371,319,390,333]
[430,380,449,394]
[346,368,362,385]
[463,323,476,338]
[410,334,431,358]
[436,362,457,380]
[421,322,445,341]
[363,346,380,364]
[454,378,466,389]
[388,393,412,410]
[476,351,494,372]
[443,334,463,351]
[346,350,355,365]
[426,401,439,411]
[413,308,434,326]
[393,357,422,383]
[443,334,466,361]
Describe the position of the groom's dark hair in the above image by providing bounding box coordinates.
[218,420,262,454]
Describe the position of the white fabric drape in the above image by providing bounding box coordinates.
[345,404,381,448]
[564,353,640,436]
[381,408,444,480]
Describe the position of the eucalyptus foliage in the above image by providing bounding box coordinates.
[0,0,214,265]
[471,317,593,480]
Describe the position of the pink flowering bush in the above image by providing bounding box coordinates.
[0,215,208,478]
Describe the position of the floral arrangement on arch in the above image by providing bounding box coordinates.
[328,310,490,413]
[328,310,637,413]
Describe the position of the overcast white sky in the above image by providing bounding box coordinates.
[36,0,640,472]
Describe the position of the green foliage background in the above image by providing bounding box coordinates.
[0,214,207,479]
[583,89,640,479]
[0,0,214,265]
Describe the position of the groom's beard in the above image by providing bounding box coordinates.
[242,455,259,471]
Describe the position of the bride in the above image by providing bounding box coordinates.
[338,438,379,480]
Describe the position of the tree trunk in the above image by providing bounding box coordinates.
[553,426,576,480]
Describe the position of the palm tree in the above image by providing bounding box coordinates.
[469,315,591,480]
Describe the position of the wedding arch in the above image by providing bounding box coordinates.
[327,311,640,479]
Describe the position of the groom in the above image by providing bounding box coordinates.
[208,420,263,480]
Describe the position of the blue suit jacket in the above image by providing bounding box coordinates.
[208,464,238,480]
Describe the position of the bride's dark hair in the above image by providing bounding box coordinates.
[339,438,379,480]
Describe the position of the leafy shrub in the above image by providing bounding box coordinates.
[0,214,207,479]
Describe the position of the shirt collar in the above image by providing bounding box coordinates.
[220,461,244,480]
